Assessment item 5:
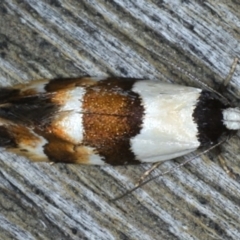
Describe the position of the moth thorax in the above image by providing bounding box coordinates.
[222,107,240,130]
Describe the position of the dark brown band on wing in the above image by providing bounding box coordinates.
[40,134,89,164]
[82,79,144,165]
[0,126,17,148]
[0,88,20,103]
[0,96,57,127]
[193,90,235,147]
[45,77,98,92]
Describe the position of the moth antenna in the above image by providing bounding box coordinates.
[111,138,226,201]
[156,54,239,104]
[223,57,239,87]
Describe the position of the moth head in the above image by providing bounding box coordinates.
[222,108,240,130]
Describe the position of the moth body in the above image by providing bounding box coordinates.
[0,77,238,165]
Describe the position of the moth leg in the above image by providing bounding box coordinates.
[213,146,236,178]
[219,57,238,93]
[218,154,237,179]
[135,162,163,187]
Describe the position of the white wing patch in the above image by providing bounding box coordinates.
[51,87,86,144]
[131,81,201,162]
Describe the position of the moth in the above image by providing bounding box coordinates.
[0,76,239,169]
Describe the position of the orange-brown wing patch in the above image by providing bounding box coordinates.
[40,134,99,164]
[45,77,98,92]
[6,125,49,162]
[82,79,144,165]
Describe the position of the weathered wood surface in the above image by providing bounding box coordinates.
[1,0,240,239]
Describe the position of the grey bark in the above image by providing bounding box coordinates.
[1,0,240,239]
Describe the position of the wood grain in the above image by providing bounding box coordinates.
[1,0,240,239]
